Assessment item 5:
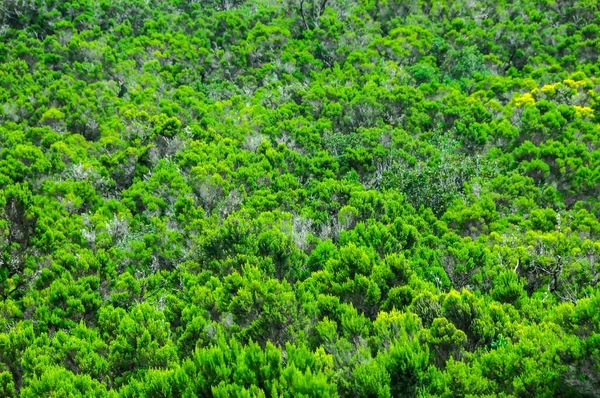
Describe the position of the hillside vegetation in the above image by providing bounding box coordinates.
[1,0,600,396]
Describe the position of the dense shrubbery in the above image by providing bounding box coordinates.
[1,0,599,396]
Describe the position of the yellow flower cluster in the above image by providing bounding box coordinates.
[573,105,594,118]
[513,92,536,107]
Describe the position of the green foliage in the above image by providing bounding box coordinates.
[0,0,598,396]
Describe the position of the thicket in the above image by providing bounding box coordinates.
[1,0,599,396]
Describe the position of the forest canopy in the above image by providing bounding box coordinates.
[0,0,600,396]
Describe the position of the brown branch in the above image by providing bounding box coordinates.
[299,0,309,31]
[318,0,328,16]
